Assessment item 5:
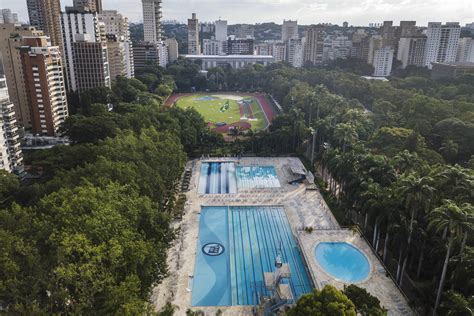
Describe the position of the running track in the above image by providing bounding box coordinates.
[164,92,278,127]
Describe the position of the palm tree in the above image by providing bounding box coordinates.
[392,150,426,175]
[333,123,358,153]
[428,200,474,315]
[434,165,472,204]
[439,140,459,164]
[397,174,436,285]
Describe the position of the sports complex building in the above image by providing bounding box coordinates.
[152,157,414,315]
[183,55,275,70]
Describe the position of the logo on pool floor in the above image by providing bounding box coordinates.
[202,243,225,256]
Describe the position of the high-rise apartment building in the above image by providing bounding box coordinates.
[0,24,43,128]
[0,9,19,24]
[398,21,417,37]
[303,25,324,65]
[282,20,299,42]
[235,24,255,39]
[26,0,63,48]
[397,36,427,68]
[72,39,110,93]
[227,38,254,55]
[188,13,200,55]
[351,29,370,61]
[368,35,384,64]
[215,19,228,42]
[99,10,134,79]
[142,0,162,43]
[20,36,68,136]
[203,39,224,55]
[372,47,394,77]
[61,6,110,92]
[165,38,179,64]
[106,35,134,79]
[0,56,22,173]
[424,22,461,69]
[380,21,396,48]
[73,0,103,13]
[324,36,352,61]
[255,42,273,56]
[273,42,287,62]
[133,42,159,71]
[456,37,474,63]
[158,41,168,67]
[288,38,303,67]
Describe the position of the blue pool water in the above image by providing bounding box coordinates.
[315,242,370,283]
[236,166,281,189]
[192,206,312,306]
[199,162,237,194]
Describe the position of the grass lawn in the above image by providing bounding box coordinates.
[248,98,267,130]
[175,94,268,130]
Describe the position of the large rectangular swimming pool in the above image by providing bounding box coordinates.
[192,206,312,306]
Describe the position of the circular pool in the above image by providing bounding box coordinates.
[315,242,370,283]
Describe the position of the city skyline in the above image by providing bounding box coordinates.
[7,0,474,26]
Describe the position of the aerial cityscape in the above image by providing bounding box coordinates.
[0,0,473,315]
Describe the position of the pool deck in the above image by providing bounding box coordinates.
[151,157,413,315]
[298,230,413,315]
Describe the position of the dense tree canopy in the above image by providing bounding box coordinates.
[286,285,356,316]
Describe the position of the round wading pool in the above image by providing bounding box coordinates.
[315,242,370,283]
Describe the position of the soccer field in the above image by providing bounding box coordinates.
[174,94,268,132]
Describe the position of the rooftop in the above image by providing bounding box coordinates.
[182,54,274,59]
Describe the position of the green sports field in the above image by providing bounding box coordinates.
[175,94,267,131]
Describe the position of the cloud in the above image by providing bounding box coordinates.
[7,0,473,26]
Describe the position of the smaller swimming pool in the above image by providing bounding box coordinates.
[315,242,370,283]
[236,166,280,189]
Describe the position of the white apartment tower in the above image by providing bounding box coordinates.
[456,37,474,63]
[0,57,23,173]
[372,47,394,77]
[282,20,299,42]
[100,10,134,78]
[273,42,287,62]
[288,39,303,67]
[424,22,461,69]
[188,13,200,55]
[203,39,224,55]
[165,38,179,64]
[61,6,111,92]
[215,19,228,42]
[397,37,427,68]
[142,0,162,43]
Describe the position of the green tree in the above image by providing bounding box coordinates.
[440,140,459,164]
[439,291,474,316]
[429,200,474,315]
[343,285,387,316]
[286,285,356,316]
[0,170,19,204]
[334,123,358,152]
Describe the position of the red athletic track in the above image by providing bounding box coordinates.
[164,92,278,129]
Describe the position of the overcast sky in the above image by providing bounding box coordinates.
[6,0,474,26]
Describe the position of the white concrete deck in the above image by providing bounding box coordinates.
[151,157,413,316]
[298,230,413,315]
